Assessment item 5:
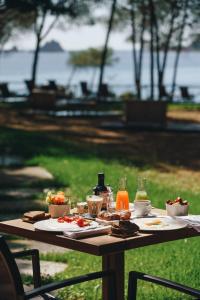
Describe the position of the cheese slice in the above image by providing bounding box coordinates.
[145,219,162,226]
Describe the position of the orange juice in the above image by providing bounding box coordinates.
[116,190,129,210]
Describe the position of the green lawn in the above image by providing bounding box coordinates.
[0,126,200,300]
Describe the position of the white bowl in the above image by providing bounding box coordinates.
[166,203,189,217]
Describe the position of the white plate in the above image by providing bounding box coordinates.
[34,218,99,232]
[132,217,187,231]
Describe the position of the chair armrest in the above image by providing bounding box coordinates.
[13,249,41,288]
[25,270,115,299]
[129,271,200,298]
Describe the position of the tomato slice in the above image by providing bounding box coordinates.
[76,218,85,227]
[57,217,64,223]
[63,216,73,223]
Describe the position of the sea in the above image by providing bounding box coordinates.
[0,50,200,101]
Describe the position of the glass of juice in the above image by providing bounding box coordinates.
[116,177,129,211]
[135,177,148,201]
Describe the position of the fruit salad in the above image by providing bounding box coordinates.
[166,197,188,206]
[46,191,69,205]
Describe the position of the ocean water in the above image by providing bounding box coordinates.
[0,50,200,100]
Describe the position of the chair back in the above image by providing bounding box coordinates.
[0,83,10,97]
[25,80,35,94]
[80,81,90,96]
[160,85,168,98]
[180,86,189,98]
[0,236,24,300]
[99,83,109,97]
[48,80,57,91]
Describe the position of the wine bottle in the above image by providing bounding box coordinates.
[93,173,109,210]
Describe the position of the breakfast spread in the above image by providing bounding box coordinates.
[27,173,191,237]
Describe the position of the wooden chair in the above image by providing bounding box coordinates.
[128,271,200,300]
[180,86,194,101]
[0,235,116,300]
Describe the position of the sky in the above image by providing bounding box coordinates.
[5,15,132,51]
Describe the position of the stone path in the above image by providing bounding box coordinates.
[0,166,54,187]
[16,258,67,277]
[0,165,68,282]
[9,239,68,254]
[0,166,54,214]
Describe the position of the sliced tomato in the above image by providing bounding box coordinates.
[57,217,65,223]
[76,218,85,227]
[63,216,73,223]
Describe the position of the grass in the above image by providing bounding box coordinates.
[168,102,200,111]
[0,125,200,299]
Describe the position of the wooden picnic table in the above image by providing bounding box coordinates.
[0,208,199,300]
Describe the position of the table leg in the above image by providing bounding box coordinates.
[102,251,125,300]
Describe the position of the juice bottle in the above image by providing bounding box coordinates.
[135,177,148,201]
[116,177,129,210]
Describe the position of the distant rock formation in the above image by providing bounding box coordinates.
[5,46,18,52]
[40,40,64,52]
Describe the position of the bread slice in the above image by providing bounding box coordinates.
[23,211,45,221]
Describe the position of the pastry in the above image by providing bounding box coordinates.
[111,220,139,238]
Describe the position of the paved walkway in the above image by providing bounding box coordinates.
[16,258,67,277]
[0,166,54,215]
[0,166,68,280]
[100,120,200,132]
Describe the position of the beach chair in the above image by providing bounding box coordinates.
[0,83,16,98]
[128,271,200,300]
[159,85,171,101]
[180,86,194,101]
[48,80,58,90]
[80,81,92,97]
[0,235,116,300]
[25,80,35,94]
[98,83,115,101]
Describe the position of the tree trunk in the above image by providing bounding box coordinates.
[171,0,188,101]
[31,34,40,86]
[98,0,117,98]
[31,10,46,88]
[138,2,146,101]
[149,0,155,100]
[130,2,139,100]
[91,67,97,90]
[158,4,177,99]
[66,67,77,88]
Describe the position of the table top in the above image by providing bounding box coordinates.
[0,209,199,256]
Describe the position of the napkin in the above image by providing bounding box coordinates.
[174,215,200,232]
[63,225,111,239]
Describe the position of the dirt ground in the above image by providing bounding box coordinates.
[1,107,200,189]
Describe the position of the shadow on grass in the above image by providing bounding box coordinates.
[0,126,145,168]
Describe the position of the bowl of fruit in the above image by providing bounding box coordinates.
[46,191,71,218]
[166,197,189,217]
